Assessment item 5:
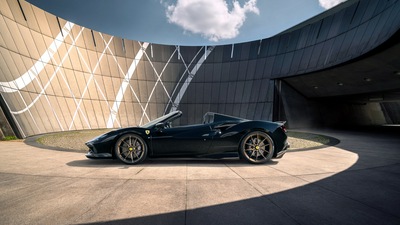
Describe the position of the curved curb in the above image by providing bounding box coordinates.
[24,135,85,153]
[288,133,341,152]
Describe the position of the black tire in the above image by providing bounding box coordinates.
[114,133,147,165]
[240,131,274,164]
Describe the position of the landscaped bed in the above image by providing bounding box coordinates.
[34,129,334,152]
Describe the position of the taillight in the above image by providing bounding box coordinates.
[281,125,287,133]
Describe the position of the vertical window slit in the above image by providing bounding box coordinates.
[56,17,63,37]
[17,0,27,21]
[316,22,323,39]
[122,38,126,53]
[231,44,235,58]
[91,30,96,47]
[258,40,262,55]
[350,1,360,24]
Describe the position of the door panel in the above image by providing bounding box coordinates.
[151,124,213,155]
[208,122,242,153]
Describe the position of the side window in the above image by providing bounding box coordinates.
[165,114,182,128]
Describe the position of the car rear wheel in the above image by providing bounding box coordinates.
[240,131,274,164]
[115,134,147,165]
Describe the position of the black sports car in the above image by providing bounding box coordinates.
[85,111,289,164]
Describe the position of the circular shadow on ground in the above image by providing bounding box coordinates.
[25,130,341,168]
[66,157,280,168]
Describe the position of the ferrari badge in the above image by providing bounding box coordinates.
[145,130,150,135]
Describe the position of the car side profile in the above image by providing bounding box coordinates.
[85,111,289,164]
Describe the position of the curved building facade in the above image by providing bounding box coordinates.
[1,0,400,137]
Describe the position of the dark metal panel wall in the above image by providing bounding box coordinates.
[0,0,399,136]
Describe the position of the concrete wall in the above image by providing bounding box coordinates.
[381,102,400,124]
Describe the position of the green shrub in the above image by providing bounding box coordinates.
[3,136,17,141]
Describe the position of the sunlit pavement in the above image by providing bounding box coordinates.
[0,129,399,225]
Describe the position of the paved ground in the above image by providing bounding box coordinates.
[0,129,399,225]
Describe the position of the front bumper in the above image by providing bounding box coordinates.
[85,142,112,159]
[85,149,112,159]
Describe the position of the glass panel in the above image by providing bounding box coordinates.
[113,37,124,57]
[220,62,231,82]
[44,13,60,39]
[5,19,29,56]
[362,0,378,23]
[93,30,106,51]
[277,33,290,55]
[308,43,323,69]
[263,57,274,76]
[254,58,266,79]
[226,82,236,103]
[228,61,239,81]
[237,61,248,80]
[299,46,313,71]
[272,54,284,76]
[18,24,40,59]
[239,42,251,60]
[317,39,334,68]
[203,63,214,83]
[92,100,106,128]
[194,82,204,103]
[267,36,279,56]
[317,16,333,43]
[1,48,19,80]
[289,49,303,74]
[93,50,108,76]
[328,33,346,64]
[349,0,369,29]
[83,99,98,128]
[210,83,220,104]
[246,103,256,119]
[31,5,52,37]
[348,23,368,55]
[327,9,346,39]
[1,0,14,20]
[296,25,310,50]
[305,21,321,47]
[57,43,72,69]
[234,81,244,103]
[242,81,253,103]
[5,0,24,24]
[0,47,14,81]
[0,17,18,52]
[84,73,98,100]
[68,45,83,71]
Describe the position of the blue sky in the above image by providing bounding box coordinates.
[27,0,347,46]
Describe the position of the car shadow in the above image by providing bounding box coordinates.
[66,157,279,168]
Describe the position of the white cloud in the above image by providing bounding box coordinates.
[166,0,259,42]
[319,0,347,9]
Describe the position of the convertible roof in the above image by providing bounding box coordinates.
[203,112,246,124]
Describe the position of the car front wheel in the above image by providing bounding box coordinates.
[115,134,147,165]
[240,131,274,164]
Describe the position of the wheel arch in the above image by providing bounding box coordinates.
[238,128,277,157]
[111,131,150,158]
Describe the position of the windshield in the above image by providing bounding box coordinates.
[141,111,181,128]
